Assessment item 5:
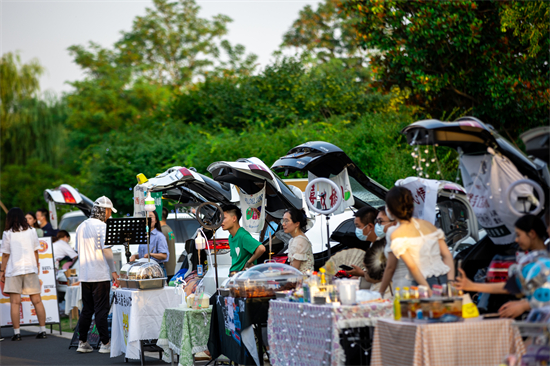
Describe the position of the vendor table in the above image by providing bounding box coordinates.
[111,287,180,363]
[157,306,212,366]
[208,295,272,366]
[371,318,526,366]
[267,300,393,366]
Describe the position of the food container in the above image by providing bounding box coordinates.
[118,261,166,290]
[228,263,303,298]
[336,279,359,305]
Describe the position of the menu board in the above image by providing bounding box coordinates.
[0,237,60,326]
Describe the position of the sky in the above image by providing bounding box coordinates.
[1,0,322,94]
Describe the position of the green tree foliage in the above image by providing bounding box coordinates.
[66,0,257,143]
[340,0,549,134]
[501,1,549,58]
[0,53,68,167]
[171,57,387,130]
[281,0,368,72]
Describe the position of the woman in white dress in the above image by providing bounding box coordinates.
[386,187,455,291]
[282,208,314,273]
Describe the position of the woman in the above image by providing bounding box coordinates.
[282,208,314,272]
[1,208,47,340]
[52,230,78,264]
[375,208,415,297]
[455,214,548,318]
[387,186,455,289]
[130,210,169,277]
[25,212,44,238]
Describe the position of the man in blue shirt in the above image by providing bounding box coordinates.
[36,208,58,237]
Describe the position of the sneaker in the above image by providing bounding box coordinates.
[98,341,111,354]
[77,341,93,353]
[11,334,22,341]
[36,332,47,339]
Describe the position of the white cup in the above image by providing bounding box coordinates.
[337,279,359,305]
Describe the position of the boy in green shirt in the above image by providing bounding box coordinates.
[221,204,266,274]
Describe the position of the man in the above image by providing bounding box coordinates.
[347,206,379,278]
[221,204,266,275]
[160,208,176,278]
[36,208,57,237]
[75,196,119,354]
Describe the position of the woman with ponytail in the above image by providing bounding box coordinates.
[386,187,455,291]
[282,208,314,272]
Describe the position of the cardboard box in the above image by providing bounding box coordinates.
[64,269,77,278]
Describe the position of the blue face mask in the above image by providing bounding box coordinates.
[355,227,371,241]
[375,223,386,239]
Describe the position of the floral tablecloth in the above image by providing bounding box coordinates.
[268,300,393,366]
[157,306,212,366]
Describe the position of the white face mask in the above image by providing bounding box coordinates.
[37,220,42,226]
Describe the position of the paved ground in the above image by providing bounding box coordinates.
[0,327,180,366]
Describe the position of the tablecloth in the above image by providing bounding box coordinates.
[64,284,82,315]
[208,295,272,366]
[111,287,180,360]
[157,306,212,366]
[371,318,526,366]
[267,300,393,366]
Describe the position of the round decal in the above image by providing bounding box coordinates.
[38,240,48,253]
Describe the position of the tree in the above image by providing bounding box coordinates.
[0,52,43,135]
[66,0,258,142]
[281,0,368,72]
[0,53,68,167]
[340,0,549,135]
[501,1,549,58]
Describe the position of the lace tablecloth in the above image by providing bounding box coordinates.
[157,306,212,366]
[268,300,393,366]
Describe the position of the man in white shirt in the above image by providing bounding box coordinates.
[75,197,119,354]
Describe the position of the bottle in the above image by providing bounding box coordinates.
[402,287,410,300]
[319,268,327,286]
[394,287,401,320]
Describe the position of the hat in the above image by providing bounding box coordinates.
[94,196,117,213]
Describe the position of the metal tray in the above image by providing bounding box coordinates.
[119,278,166,290]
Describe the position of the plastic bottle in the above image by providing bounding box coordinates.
[394,287,401,320]
[402,287,410,299]
[319,268,327,286]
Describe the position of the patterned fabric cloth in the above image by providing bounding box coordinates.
[157,306,212,366]
[371,319,526,366]
[268,300,393,366]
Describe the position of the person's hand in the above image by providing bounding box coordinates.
[346,265,365,278]
[499,300,530,319]
[0,271,5,283]
[452,268,473,291]
[244,261,254,269]
[112,272,119,287]
[129,254,137,262]
[143,253,149,259]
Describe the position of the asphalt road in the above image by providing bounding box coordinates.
[0,328,169,366]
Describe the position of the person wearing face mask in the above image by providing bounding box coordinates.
[52,230,78,263]
[346,206,379,278]
[36,208,57,238]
